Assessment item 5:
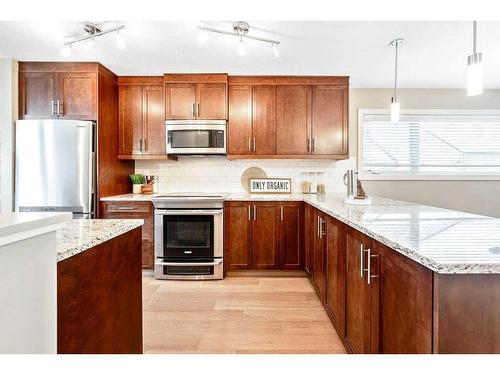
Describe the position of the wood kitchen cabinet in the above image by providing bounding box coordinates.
[344,226,378,354]
[252,202,280,269]
[164,74,228,120]
[227,84,276,156]
[224,201,253,270]
[374,241,433,354]
[311,85,348,156]
[279,202,304,269]
[118,77,166,159]
[19,65,97,120]
[304,204,314,277]
[325,215,346,337]
[225,201,303,271]
[101,201,155,269]
[227,76,349,159]
[276,85,311,155]
[312,210,327,302]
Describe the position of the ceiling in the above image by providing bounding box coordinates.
[1,21,500,89]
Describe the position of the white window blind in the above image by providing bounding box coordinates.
[360,112,500,177]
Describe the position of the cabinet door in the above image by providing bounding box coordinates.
[304,204,314,277]
[197,83,227,119]
[375,241,433,354]
[19,72,57,119]
[276,85,311,155]
[252,85,276,155]
[143,85,165,155]
[165,83,196,119]
[345,227,372,354]
[228,85,253,155]
[312,212,326,301]
[252,202,280,269]
[311,85,348,156]
[279,202,303,269]
[224,202,253,270]
[57,72,97,119]
[325,216,346,335]
[119,85,143,156]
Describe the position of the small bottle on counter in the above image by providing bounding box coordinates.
[302,172,311,194]
[317,172,325,194]
[309,172,317,194]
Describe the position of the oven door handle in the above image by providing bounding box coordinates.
[155,209,223,215]
[155,259,223,266]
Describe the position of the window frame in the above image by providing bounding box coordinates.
[357,108,500,181]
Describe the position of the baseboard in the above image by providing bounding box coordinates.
[226,270,307,278]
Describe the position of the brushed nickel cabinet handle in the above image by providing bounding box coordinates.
[248,205,251,221]
[253,137,256,152]
[144,138,148,152]
[319,218,326,239]
[317,216,320,238]
[253,205,256,221]
[366,251,380,285]
[248,138,251,152]
[280,206,284,221]
[192,103,196,118]
[51,100,55,115]
[58,101,63,115]
[312,138,315,152]
[360,244,364,278]
[139,138,143,152]
[197,102,200,118]
[307,138,310,152]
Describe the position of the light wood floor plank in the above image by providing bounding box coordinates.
[142,275,345,354]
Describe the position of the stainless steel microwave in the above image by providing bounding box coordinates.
[166,120,226,155]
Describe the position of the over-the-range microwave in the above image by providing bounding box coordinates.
[166,120,226,155]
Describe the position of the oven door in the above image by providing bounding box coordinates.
[166,123,226,155]
[154,209,223,280]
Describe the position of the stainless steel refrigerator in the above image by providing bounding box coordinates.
[15,119,96,218]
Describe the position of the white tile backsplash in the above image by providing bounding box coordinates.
[135,157,356,194]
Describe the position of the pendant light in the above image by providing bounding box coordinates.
[467,21,483,96]
[389,38,404,123]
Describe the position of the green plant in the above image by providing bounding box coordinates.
[129,174,145,184]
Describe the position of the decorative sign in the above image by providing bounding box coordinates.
[250,178,291,194]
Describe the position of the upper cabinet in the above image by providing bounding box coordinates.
[164,74,228,120]
[118,77,166,159]
[227,76,349,160]
[19,63,97,120]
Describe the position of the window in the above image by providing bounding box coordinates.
[358,110,500,180]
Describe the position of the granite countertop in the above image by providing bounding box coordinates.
[56,219,144,262]
[100,192,500,274]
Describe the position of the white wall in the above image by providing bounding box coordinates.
[0,59,17,213]
[350,89,500,218]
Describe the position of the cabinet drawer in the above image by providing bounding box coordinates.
[101,201,151,213]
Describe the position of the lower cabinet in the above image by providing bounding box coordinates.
[324,215,346,337]
[312,211,327,301]
[344,227,378,354]
[100,201,154,269]
[304,204,314,276]
[225,201,304,271]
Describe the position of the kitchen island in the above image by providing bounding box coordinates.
[56,219,144,354]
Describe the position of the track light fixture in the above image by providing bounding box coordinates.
[60,22,126,56]
[197,21,281,57]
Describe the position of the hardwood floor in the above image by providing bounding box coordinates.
[142,275,346,354]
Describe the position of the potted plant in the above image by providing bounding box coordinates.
[129,174,145,194]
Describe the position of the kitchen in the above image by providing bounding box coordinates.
[1,4,500,372]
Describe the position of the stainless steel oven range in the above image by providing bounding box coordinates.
[152,193,227,280]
